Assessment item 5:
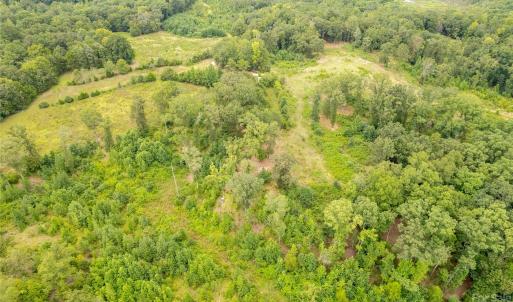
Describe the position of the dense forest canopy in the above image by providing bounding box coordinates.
[1,0,513,301]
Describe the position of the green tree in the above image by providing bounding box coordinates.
[19,56,57,93]
[102,119,114,151]
[131,97,148,134]
[0,77,36,119]
[104,34,134,64]
[152,82,179,114]
[272,153,295,189]
[104,60,115,77]
[116,59,131,74]
[324,198,359,243]
[9,126,40,172]
[181,144,202,179]
[227,172,264,210]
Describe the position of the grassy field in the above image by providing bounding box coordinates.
[0,81,206,153]
[125,31,221,66]
[1,34,511,160]
[0,32,217,153]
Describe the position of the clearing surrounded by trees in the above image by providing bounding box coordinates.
[1,0,513,301]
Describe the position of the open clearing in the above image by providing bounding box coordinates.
[0,32,217,153]
[125,31,221,66]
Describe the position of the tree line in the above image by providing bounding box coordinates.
[0,0,196,120]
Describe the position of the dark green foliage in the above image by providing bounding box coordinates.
[259,73,279,88]
[311,93,320,124]
[130,97,149,134]
[255,240,281,266]
[130,72,157,84]
[0,77,36,119]
[200,27,226,38]
[186,255,224,287]
[2,1,513,301]
[19,56,57,94]
[187,50,212,65]
[137,57,182,70]
[77,92,89,100]
[279,97,290,128]
[104,34,135,64]
[213,38,271,72]
[272,154,295,189]
[161,66,221,87]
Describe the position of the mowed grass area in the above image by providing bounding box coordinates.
[0,32,217,153]
[125,31,221,66]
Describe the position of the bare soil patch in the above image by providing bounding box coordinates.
[382,218,401,245]
[444,277,472,300]
[319,114,339,131]
[337,105,354,116]
[250,156,274,172]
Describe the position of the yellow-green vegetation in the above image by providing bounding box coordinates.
[0,32,219,153]
[0,80,206,153]
[3,0,513,301]
[126,31,221,66]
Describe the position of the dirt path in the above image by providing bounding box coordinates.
[273,65,336,184]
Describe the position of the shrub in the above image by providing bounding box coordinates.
[257,170,273,184]
[39,102,50,109]
[64,96,74,103]
[116,59,131,74]
[161,66,221,87]
[145,72,156,82]
[255,240,281,266]
[77,92,89,100]
[156,57,181,67]
[5,171,21,184]
[91,90,101,97]
[161,68,177,81]
[130,73,156,84]
[200,27,226,38]
[187,50,212,65]
[259,73,279,88]
[186,255,224,287]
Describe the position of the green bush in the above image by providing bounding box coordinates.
[161,68,177,81]
[131,72,157,84]
[5,171,21,184]
[200,27,226,37]
[161,66,221,87]
[91,90,101,97]
[259,73,279,88]
[64,96,74,103]
[187,50,212,65]
[77,92,89,100]
[186,255,224,287]
[39,102,50,109]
